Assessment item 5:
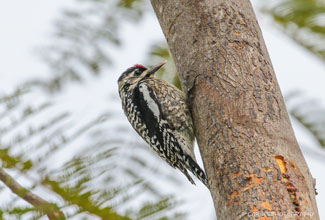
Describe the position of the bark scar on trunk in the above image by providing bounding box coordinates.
[275,155,301,213]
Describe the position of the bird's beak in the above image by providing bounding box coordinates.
[146,61,167,76]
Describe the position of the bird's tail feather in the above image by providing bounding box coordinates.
[184,154,209,188]
[178,163,196,185]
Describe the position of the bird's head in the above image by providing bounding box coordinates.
[118,61,166,90]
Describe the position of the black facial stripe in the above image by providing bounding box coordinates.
[118,66,148,82]
[136,67,147,72]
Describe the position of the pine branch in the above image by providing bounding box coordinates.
[0,168,65,220]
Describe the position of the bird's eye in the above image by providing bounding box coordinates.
[134,70,141,76]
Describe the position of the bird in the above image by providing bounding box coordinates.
[117,61,208,187]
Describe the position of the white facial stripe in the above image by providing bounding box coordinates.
[139,69,149,79]
[139,84,160,119]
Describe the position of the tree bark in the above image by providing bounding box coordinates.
[150,0,319,219]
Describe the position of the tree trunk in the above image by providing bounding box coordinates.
[150,0,319,219]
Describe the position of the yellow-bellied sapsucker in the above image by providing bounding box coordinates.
[117,61,208,187]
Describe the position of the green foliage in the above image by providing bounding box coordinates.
[0,148,32,171]
[30,0,148,93]
[0,1,188,219]
[264,0,325,61]
[2,206,38,219]
[0,85,186,219]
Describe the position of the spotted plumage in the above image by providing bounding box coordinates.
[118,62,208,187]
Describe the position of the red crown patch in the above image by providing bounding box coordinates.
[134,64,146,68]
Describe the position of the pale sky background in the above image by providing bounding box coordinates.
[0,0,324,219]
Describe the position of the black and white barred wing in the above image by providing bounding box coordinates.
[132,82,180,165]
[130,81,208,186]
[143,78,196,161]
